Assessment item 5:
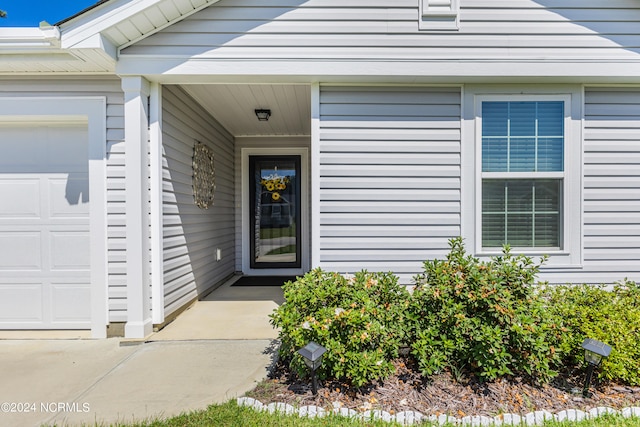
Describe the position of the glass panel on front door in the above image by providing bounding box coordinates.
[249,156,301,269]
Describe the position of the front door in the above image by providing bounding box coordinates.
[249,155,301,269]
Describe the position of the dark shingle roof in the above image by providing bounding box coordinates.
[54,0,111,26]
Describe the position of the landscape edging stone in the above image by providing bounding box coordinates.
[237,397,640,426]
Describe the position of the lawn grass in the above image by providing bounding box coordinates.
[124,400,391,426]
[548,414,640,426]
[115,400,640,427]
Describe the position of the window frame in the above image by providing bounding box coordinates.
[480,98,565,250]
[463,87,583,268]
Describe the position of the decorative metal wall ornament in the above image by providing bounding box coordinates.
[192,141,216,209]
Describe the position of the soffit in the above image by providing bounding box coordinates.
[60,0,222,50]
[182,83,311,137]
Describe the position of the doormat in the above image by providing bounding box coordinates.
[231,276,298,287]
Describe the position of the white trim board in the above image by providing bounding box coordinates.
[149,82,165,325]
[310,83,321,269]
[0,96,108,338]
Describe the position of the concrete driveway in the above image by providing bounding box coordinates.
[0,277,283,426]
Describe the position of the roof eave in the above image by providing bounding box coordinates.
[0,25,61,50]
[0,0,223,74]
[59,0,222,51]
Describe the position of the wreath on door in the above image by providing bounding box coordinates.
[261,174,290,201]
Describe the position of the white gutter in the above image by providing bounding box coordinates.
[0,24,61,50]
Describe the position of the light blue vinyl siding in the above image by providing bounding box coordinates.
[578,88,640,283]
[162,85,235,316]
[318,86,461,283]
[122,0,640,62]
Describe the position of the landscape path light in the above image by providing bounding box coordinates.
[298,341,326,395]
[581,338,612,398]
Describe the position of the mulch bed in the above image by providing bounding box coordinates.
[245,358,640,418]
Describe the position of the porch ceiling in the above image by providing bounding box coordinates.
[182,83,311,138]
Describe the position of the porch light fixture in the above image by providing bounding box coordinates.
[298,341,326,395]
[581,338,611,398]
[254,109,271,121]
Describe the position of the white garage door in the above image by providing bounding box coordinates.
[0,122,91,329]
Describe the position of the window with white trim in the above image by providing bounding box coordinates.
[463,89,582,267]
[481,101,564,249]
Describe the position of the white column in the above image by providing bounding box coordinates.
[149,82,165,325]
[87,98,109,339]
[122,76,153,338]
[310,83,321,268]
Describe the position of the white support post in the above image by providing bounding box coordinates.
[310,83,321,268]
[149,82,165,325]
[122,76,153,339]
[87,98,109,339]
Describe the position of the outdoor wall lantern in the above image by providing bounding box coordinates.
[254,108,271,121]
[581,338,612,398]
[298,341,326,395]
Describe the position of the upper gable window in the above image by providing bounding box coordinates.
[419,0,460,31]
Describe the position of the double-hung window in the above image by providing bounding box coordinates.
[464,89,582,267]
[481,100,564,249]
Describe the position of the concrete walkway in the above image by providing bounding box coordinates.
[0,277,284,427]
[151,276,283,341]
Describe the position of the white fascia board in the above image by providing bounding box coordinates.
[0,26,61,50]
[116,58,640,84]
[61,0,221,51]
[61,0,160,48]
[71,33,118,62]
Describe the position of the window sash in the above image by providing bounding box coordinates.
[481,179,562,249]
[482,101,564,174]
[480,100,565,250]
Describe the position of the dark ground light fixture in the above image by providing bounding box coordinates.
[581,338,612,398]
[298,341,326,395]
[254,108,271,121]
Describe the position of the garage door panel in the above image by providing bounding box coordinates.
[0,125,88,172]
[43,126,89,171]
[0,128,45,170]
[0,122,91,330]
[0,178,40,218]
[0,232,42,270]
[50,231,90,270]
[0,284,43,323]
[51,284,91,324]
[49,175,90,217]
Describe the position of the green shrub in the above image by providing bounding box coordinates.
[269,268,410,387]
[407,237,560,383]
[545,280,640,385]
